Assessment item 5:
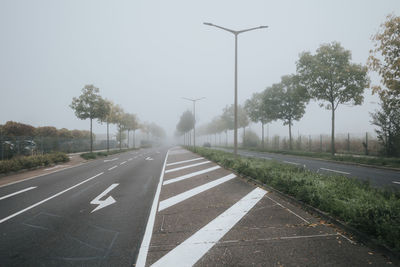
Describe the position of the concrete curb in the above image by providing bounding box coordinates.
[191,150,400,265]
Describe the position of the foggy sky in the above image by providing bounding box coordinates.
[1,0,399,139]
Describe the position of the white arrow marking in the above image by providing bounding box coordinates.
[104,158,119,162]
[90,183,119,213]
[145,157,153,161]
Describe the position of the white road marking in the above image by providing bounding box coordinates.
[392,181,400,185]
[165,161,211,174]
[0,163,86,189]
[152,187,267,267]
[166,157,204,166]
[108,165,118,171]
[159,173,236,211]
[44,165,68,171]
[0,186,37,201]
[90,183,119,213]
[319,168,350,175]
[120,161,127,165]
[0,172,104,224]
[262,156,272,160]
[265,195,310,224]
[168,150,190,155]
[136,150,170,267]
[283,161,300,166]
[145,157,154,161]
[128,158,133,161]
[163,166,221,185]
[104,158,119,162]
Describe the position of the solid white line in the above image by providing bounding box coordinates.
[265,195,310,224]
[120,161,127,165]
[0,186,37,201]
[0,172,104,224]
[163,166,221,185]
[166,157,204,166]
[0,163,85,189]
[165,161,210,173]
[319,168,350,175]
[159,173,236,211]
[136,150,169,267]
[104,158,118,162]
[283,161,300,166]
[108,165,118,171]
[392,181,400,185]
[152,187,267,267]
[128,158,133,161]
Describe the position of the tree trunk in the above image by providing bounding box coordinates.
[289,120,292,150]
[225,130,228,147]
[107,121,109,152]
[119,126,122,150]
[331,105,335,155]
[90,118,93,153]
[133,130,135,148]
[261,123,264,149]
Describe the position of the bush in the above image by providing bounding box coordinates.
[80,148,138,160]
[242,130,260,147]
[0,152,69,174]
[191,147,400,252]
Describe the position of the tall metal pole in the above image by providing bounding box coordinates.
[234,34,238,155]
[182,97,205,150]
[203,23,268,155]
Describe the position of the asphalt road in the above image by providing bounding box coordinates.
[0,147,168,266]
[216,147,400,189]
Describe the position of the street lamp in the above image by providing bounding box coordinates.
[182,97,205,149]
[204,22,268,155]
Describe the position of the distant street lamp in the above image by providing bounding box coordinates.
[182,97,205,149]
[204,22,268,155]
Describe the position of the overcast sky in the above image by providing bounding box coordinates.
[0,0,399,139]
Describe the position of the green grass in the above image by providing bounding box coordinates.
[240,147,400,169]
[80,148,137,160]
[190,147,400,252]
[0,152,69,174]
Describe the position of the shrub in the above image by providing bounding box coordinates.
[191,147,400,252]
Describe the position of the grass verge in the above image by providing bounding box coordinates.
[190,147,400,253]
[0,152,69,174]
[239,147,400,169]
[80,148,137,160]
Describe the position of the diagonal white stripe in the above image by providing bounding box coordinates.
[0,186,37,201]
[166,157,204,166]
[163,166,221,185]
[159,173,236,211]
[165,161,210,173]
[152,187,267,267]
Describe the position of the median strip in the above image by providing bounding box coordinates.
[165,161,210,174]
[163,166,221,185]
[158,173,236,211]
[152,187,267,267]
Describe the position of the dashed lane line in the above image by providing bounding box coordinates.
[165,161,211,174]
[163,166,221,185]
[319,167,350,175]
[120,161,127,165]
[283,161,301,166]
[0,172,104,224]
[0,186,37,201]
[151,187,267,267]
[393,181,400,185]
[108,166,118,171]
[158,173,236,211]
[166,157,204,167]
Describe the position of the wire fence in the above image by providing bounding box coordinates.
[199,131,383,156]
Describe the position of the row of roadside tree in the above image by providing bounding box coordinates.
[194,14,400,157]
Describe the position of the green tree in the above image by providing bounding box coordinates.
[176,111,195,145]
[245,91,273,148]
[109,104,125,150]
[297,42,369,154]
[2,121,35,137]
[273,75,309,150]
[70,85,109,152]
[368,14,400,156]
